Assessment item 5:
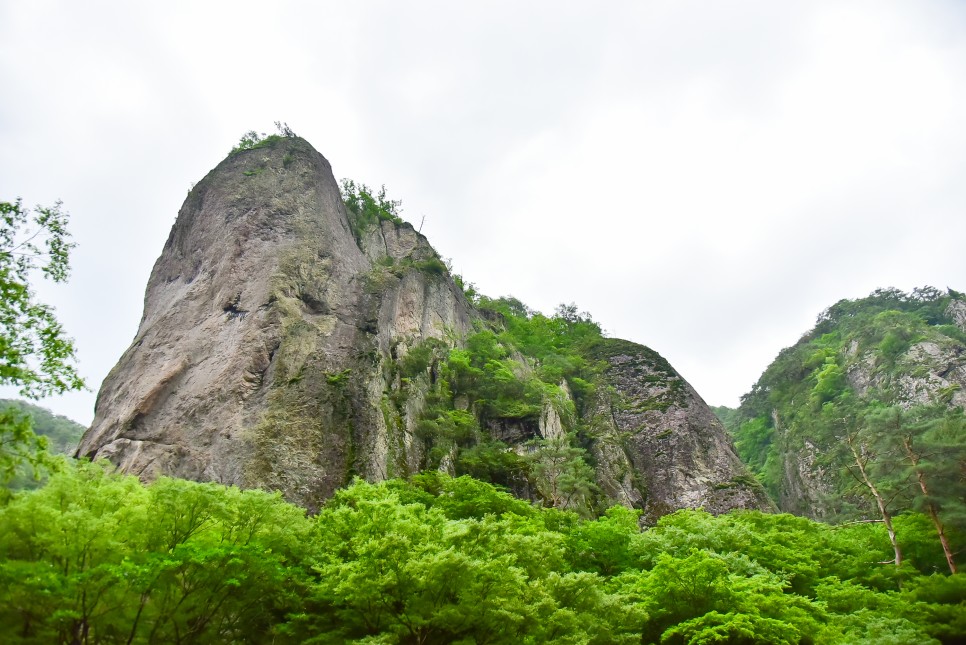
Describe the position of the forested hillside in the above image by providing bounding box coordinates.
[1,463,963,644]
[0,400,86,491]
[0,400,85,455]
[723,287,966,574]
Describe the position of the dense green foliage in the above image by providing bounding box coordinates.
[727,287,966,572]
[384,297,608,514]
[1,464,963,644]
[0,200,83,398]
[0,399,85,491]
[0,407,48,488]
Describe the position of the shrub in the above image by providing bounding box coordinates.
[340,179,404,240]
[416,257,448,275]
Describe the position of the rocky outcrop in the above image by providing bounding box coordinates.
[586,339,773,521]
[77,137,473,510]
[846,340,966,410]
[773,419,838,519]
[78,136,770,516]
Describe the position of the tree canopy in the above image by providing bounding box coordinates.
[1,467,963,644]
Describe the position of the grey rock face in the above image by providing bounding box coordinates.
[947,299,966,331]
[846,340,966,410]
[586,339,775,521]
[78,137,768,516]
[77,138,473,510]
[775,424,837,519]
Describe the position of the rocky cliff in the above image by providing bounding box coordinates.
[78,135,771,516]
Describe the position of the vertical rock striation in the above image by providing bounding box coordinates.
[77,137,473,510]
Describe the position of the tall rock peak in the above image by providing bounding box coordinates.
[78,136,771,516]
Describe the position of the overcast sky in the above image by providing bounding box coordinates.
[2,1,965,425]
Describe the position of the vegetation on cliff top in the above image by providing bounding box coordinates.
[228,121,298,156]
[340,179,404,242]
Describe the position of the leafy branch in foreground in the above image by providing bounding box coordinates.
[0,199,83,398]
[0,198,83,485]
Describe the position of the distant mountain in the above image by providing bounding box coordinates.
[0,399,85,455]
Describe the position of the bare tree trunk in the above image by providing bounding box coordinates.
[847,434,902,567]
[902,437,957,574]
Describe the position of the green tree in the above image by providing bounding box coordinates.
[339,179,404,241]
[867,406,966,574]
[527,436,598,515]
[297,481,538,642]
[0,199,83,484]
[291,477,642,643]
[916,411,966,563]
[565,504,641,575]
[0,462,311,643]
[0,408,48,485]
[839,412,905,567]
